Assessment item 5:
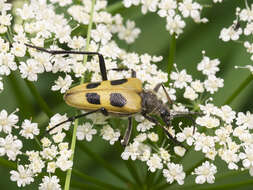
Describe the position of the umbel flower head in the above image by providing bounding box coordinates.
[0,0,252,189]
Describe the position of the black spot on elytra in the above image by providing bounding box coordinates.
[110,79,128,85]
[86,93,100,104]
[86,82,101,89]
[110,93,127,107]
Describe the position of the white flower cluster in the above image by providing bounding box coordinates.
[219,1,253,72]
[7,113,72,188]
[0,107,72,188]
[123,0,209,36]
[0,0,253,188]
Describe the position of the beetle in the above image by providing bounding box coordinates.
[25,43,198,146]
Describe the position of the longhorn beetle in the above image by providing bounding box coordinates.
[26,44,199,146]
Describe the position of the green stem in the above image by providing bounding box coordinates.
[24,80,53,118]
[72,169,126,190]
[64,1,96,189]
[64,119,78,190]
[80,0,96,84]
[224,74,253,105]
[167,34,176,78]
[77,141,133,185]
[106,2,124,13]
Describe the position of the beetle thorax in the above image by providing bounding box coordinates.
[140,90,168,115]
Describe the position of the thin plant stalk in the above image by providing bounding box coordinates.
[64,0,96,189]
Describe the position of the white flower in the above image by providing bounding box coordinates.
[219,26,242,42]
[158,0,177,18]
[39,176,61,190]
[239,145,253,169]
[147,154,163,172]
[123,0,140,8]
[239,6,253,22]
[11,42,26,57]
[52,132,66,143]
[76,122,97,141]
[68,36,86,49]
[19,59,40,81]
[0,134,22,161]
[178,0,202,21]
[41,137,52,148]
[163,163,185,185]
[47,162,56,173]
[166,15,185,35]
[219,148,240,170]
[176,126,195,145]
[16,3,34,20]
[148,132,159,142]
[40,145,58,160]
[20,119,39,139]
[236,111,253,129]
[197,56,220,76]
[0,53,17,75]
[196,115,220,129]
[193,161,217,184]
[56,155,73,171]
[51,75,73,94]
[136,119,155,132]
[118,20,141,44]
[159,148,171,162]
[100,125,120,145]
[91,24,112,45]
[0,109,19,134]
[33,52,52,72]
[48,113,71,134]
[121,141,140,160]
[174,146,186,157]
[170,69,192,89]
[191,80,204,93]
[29,157,45,174]
[141,0,159,14]
[194,134,216,153]
[183,86,198,100]
[10,165,34,187]
[204,75,224,94]
[216,105,236,124]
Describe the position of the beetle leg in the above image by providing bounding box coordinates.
[121,117,133,147]
[25,44,108,81]
[47,107,108,134]
[142,113,184,147]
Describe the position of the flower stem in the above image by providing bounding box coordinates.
[64,119,78,190]
[80,0,96,84]
[64,0,96,189]
[224,74,253,105]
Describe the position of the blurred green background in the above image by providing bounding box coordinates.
[1,0,253,189]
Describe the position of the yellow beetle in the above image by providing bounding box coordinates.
[26,44,198,146]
